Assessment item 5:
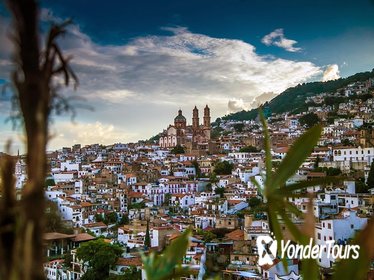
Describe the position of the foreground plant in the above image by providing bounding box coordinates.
[142,229,192,280]
[251,111,323,279]
[0,1,77,279]
[252,110,373,280]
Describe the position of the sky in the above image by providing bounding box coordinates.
[1,0,374,153]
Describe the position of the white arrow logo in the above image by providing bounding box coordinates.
[257,235,278,266]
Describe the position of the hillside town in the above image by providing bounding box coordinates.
[12,78,374,279]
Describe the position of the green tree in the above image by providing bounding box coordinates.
[45,200,73,233]
[105,212,117,224]
[356,179,369,193]
[45,177,56,188]
[196,229,217,242]
[95,213,104,223]
[341,138,354,146]
[144,220,151,249]
[107,266,141,280]
[118,215,129,225]
[128,201,146,210]
[191,160,201,177]
[64,251,73,269]
[211,126,223,139]
[299,113,320,128]
[170,145,185,154]
[313,155,320,169]
[248,197,262,208]
[76,239,123,280]
[214,187,225,198]
[163,193,171,206]
[233,123,244,132]
[366,161,374,189]
[213,161,234,175]
[326,167,341,176]
[239,146,259,153]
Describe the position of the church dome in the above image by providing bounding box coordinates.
[174,109,186,122]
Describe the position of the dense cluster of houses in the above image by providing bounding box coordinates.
[12,79,374,279]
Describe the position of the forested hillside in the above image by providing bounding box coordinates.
[221,69,374,121]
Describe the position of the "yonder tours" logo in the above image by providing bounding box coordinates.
[257,235,360,266]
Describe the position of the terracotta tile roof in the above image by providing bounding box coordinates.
[169,232,181,241]
[225,229,244,241]
[227,199,243,205]
[307,172,326,178]
[172,193,189,198]
[116,257,142,267]
[128,192,144,198]
[44,232,76,241]
[80,202,93,207]
[71,233,95,242]
[83,222,107,228]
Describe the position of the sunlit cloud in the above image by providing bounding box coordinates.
[322,64,340,82]
[0,10,323,151]
[49,121,139,149]
[262,28,302,52]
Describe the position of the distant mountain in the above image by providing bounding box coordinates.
[221,69,374,121]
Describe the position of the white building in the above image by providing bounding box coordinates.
[315,211,367,268]
[333,147,374,164]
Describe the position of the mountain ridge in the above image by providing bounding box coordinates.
[220,68,374,121]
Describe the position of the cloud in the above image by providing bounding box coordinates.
[322,64,340,82]
[49,121,139,149]
[228,98,248,113]
[40,8,64,23]
[0,15,323,150]
[262,28,302,52]
[250,92,278,108]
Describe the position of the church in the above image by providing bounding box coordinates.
[159,105,212,154]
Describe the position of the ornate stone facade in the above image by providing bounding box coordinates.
[159,105,211,151]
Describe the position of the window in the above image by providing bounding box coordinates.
[351,224,354,229]
[328,223,331,229]
[318,233,321,240]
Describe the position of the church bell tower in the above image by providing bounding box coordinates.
[203,105,210,128]
[192,106,199,129]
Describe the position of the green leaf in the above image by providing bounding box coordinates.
[301,258,319,280]
[279,210,304,243]
[259,109,273,188]
[272,125,322,190]
[142,229,192,280]
[250,176,264,195]
[332,217,374,280]
[276,176,340,196]
[284,201,302,217]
